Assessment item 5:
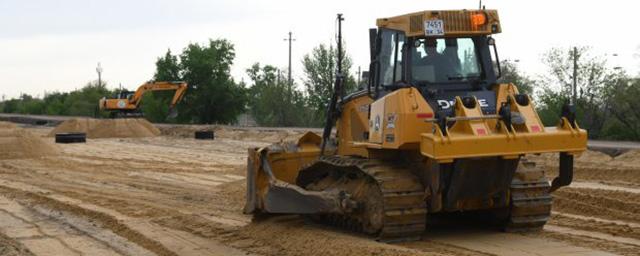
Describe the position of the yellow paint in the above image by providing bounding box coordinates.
[376,9,501,37]
[420,84,587,162]
[368,88,434,149]
[337,93,373,157]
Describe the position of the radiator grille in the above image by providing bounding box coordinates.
[440,11,486,32]
[410,15,423,33]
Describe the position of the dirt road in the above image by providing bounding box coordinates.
[0,124,639,256]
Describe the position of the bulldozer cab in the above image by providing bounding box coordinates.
[369,10,502,116]
[374,33,497,87]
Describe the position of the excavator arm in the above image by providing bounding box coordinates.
[129,81,188,108]
[169,84,188,108]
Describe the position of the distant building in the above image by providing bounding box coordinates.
[360,71,370,89]
[235,113,257,127]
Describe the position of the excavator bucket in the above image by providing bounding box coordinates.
[167,107,178,119]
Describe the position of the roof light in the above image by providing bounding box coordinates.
[471,12,487,28]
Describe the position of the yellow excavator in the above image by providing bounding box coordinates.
[244,10,587,242]
[98,81,187,118]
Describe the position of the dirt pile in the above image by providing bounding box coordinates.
[576,150,613,163]
[0,122,60,159]
[610,150,640,168]
[49,118,161,138]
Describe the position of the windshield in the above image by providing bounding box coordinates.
[410,38,480,83]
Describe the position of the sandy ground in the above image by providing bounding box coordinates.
[0,124,638,256]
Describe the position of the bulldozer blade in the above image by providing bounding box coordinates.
[263,180,345,214]
[244,140,350,215]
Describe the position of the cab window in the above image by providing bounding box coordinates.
[378,29,406,86]
[410,38,480,83]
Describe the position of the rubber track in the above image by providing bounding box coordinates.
[315,156,427,242]
[506,164,552,232]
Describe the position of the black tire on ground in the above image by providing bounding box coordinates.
[194,130,215,140]
[55,133,87,144]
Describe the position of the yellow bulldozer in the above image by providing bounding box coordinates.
[244,10,587,242]
[98,81,187,118]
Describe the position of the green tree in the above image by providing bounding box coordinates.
[65,81,112,117]
[302,43,356,127]
[152,39,247,124]
[1,99,19,113]
[16,94,45,114]
[42,92,69,115]
[246,63,308,126]
[536,47,622,138]
[140,93,171,123]
[154,49,181,81]
[142,49,184,122]
[0,81,111,117]
[601,76,640,140]
[498,60,535,95]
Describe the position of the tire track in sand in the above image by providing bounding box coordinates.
[0,179,252,256]
[407,228,617,256]
[0,195,151,256]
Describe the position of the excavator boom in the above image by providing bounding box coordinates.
[128,81,188,108]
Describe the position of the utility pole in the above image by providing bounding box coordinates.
[571,47,578,105]
[337,14,344,97]
[283,31,296,87]
[357,66,361,86]
[96,62,103,87]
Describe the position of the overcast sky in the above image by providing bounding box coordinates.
[1,0,638,99]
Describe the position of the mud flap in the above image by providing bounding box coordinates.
[550,152,573,192]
